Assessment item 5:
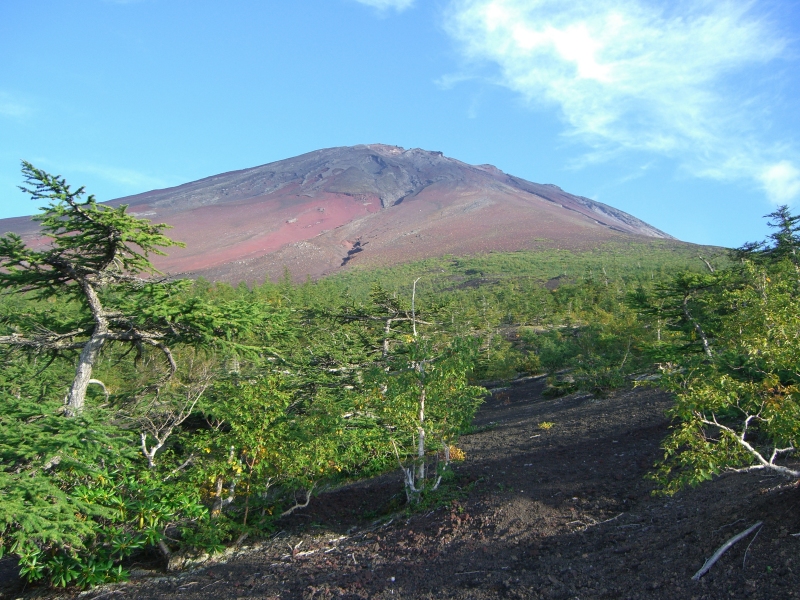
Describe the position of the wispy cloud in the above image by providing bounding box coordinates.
[25,159,166,194]
[70,163,167,192]
[352,0,415,13]
[0,92,31,119]
[760,161,800,205]
[434,72,480,90]
[443,0,799,203]
[467,94,481,119]
[616,161,656,185]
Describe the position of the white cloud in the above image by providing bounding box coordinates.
[760,161,800,205]
[70,163,167,191]
[352,0,415,12]
[24,156,168,194]
[443,0,797,202]
[0,93,31,119]
[435,72,480,90]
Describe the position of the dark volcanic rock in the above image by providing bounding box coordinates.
[0,144,674,282]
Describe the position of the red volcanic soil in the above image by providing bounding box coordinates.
[150,192,380,275]
[0,145,675,283]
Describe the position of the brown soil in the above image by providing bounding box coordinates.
[4,378,799,599]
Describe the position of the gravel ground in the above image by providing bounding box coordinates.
[4,377,799,599]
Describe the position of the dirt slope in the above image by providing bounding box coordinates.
[6,379,798,600]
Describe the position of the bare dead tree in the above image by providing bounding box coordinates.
[136,373,211,468]
[698,255,716,273]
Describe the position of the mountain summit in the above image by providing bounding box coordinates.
[2,145,673,282]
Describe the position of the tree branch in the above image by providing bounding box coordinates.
[700,414,800,479]
[698,255,715,273]
[88,379,109,402]
[683,295,713,358]
[0,330,88,351]
[280,483,316,517]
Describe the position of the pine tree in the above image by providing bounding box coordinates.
[736,204,800,265]
[0,162,184,416]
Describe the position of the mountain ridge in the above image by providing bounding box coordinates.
[1,144,675,282]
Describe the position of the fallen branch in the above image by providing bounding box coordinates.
[692,521,763,581]
[87,590,125,600]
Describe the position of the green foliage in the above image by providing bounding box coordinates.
[0,162,191,418]
[0,161,182,295]
[379,334,485,447]
[192,372,347,527]
[323,241,718,300]
[0,251,490,588]
[5,163,761,589]
[735,204,800,265]
[648,208,800,493]
[651,258,800,493]
[294,241,725,390]
[0,384,210,587]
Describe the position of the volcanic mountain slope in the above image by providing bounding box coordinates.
[1,144,674,282]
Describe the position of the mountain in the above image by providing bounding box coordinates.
[1,144,674,282]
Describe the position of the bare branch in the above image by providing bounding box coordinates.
[770,446,796,462]
[164,454,196,481]
[88,379,109,402]
[683,295,713,358]
[411,277,421,338]
[700,414,800,479]
[0,330,88,351]
[698,255,715,273]
[137,374,210,468]
[280,483,316,517]
[337,314,434,326]
[144,339,178,380]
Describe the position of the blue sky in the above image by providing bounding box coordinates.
[1,0,798,248]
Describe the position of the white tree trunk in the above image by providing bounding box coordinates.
[64,279,108,417]
[683,295,713,359]
[416,385,426,484]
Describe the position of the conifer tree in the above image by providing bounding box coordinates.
[736,204,800,265]
[0,162,183,416]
